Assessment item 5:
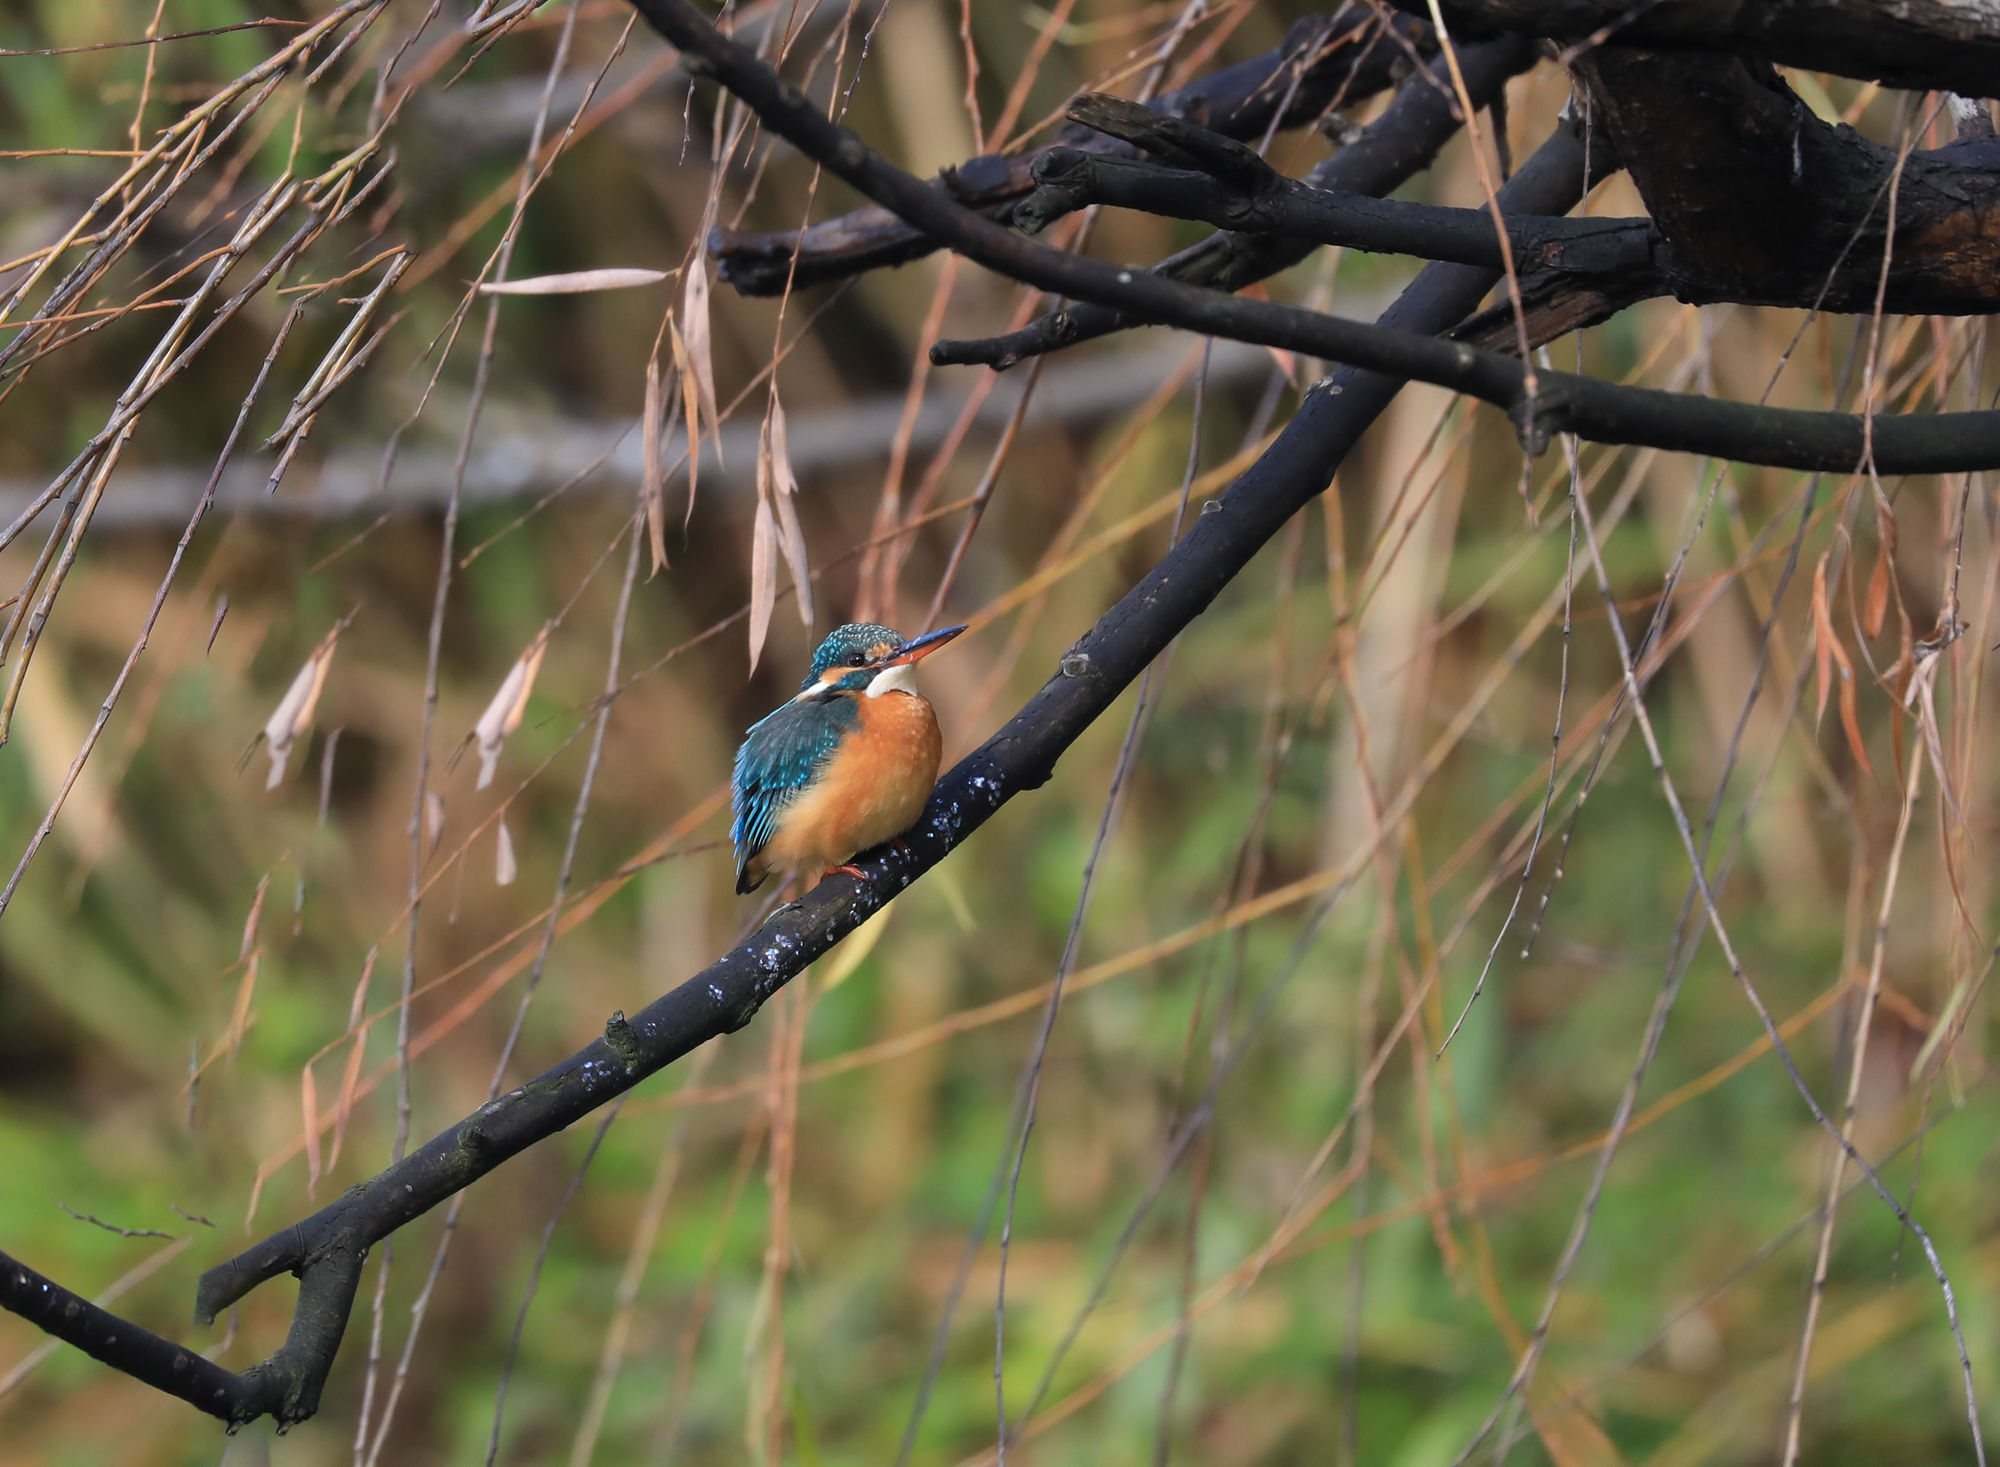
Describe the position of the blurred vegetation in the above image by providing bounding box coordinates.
[0,3,1995,1466]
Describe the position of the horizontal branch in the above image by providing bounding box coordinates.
[640,0,2000,470]
[1393,0,2000,99]
[0,341,1281,532]
[0,1239,362,1426]
[1016,143,1670,352]
[1015,129,1655,279]
[0,1249,245,1422]
[709,6,1433,294]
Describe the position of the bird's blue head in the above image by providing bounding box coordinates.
[796,622,967,699]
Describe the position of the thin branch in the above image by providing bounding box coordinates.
[709,7,1435,294]
[946,36,1536,368]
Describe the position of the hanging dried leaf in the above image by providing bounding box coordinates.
[748,490,778,674]
[228,953,259,1063]
[683,258,721,472]
[326,1031,366,1183]
[670,317,701,528]
[1863,540,1892,641]
[471,623,551,791]
[261,624,342,790]
[477,267,669,296]
[302,1065,322,1190]
[1811,552,1836,724]
[1837,655,1872,777]
[238,872,268,961]
[424,789,447,860]
[1811,552,1871,776]
[767,396,814,630]
[641,356,669,576]
[495,817,518,887]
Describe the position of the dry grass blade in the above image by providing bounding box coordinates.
[642,354,671,573]
[670,316,702,534]
[260,619,347,791]
[302,1065,324,1191]
[767,394,813,630]
[496,820,518,887]
[477,267,670,295]
[424,790,448,862]
[748,476,779,674]
[1811,548,1872,776]
[472,623,552,790]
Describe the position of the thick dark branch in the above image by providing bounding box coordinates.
[1393,0,2000,98]
[947,36,1538,368]
[1571,49,2000,317]
[710,6,1434,294]
[3,43,1595,1447]
[1029,73,2000,357]
[1,1249,253,1423]
[641,1,2000,469]
[9,0,1999,1436]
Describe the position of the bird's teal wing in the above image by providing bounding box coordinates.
[731,696,859,893]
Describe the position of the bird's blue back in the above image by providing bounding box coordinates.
[730,694,860,882]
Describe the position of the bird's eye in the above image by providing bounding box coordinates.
[847,651,866,667]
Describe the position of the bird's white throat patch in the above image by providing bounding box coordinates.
[866,661,919,698]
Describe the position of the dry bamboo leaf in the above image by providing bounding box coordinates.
[642,356,669,576]
[238,872,268,961]
[302,1065,322,1190]
[261,624,342,790]
[1864,540,1892,641]
[472,623,551,790]
[495,818,518,887]
[227,953,259,1064]
[1811,552,1836,724]
[748,490,778,674]
[1812,553,1872,776]
[683,259,721,470]
[223,871,271,1061]
[670,317,701,527]
[424,789,446,860]
[1837,656,1872,777]
[767,397,814,630]
[327,1029,367,1177]
[477,267,669,295]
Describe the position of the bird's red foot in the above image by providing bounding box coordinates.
[828,863,869,881]
[890,837,912,857]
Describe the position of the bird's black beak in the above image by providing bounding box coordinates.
[880,624,967,667]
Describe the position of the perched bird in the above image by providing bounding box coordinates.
[731,621,967,894]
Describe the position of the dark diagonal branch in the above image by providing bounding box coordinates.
[638,1,2000,468]
[1386,0,2000,99]
[9,0,2000,1437]
[711,6,1434,294]
[0,20,1593,1440]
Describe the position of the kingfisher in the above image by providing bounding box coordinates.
[731,621,967,895]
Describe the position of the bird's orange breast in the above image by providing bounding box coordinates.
[756,691,941,878]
